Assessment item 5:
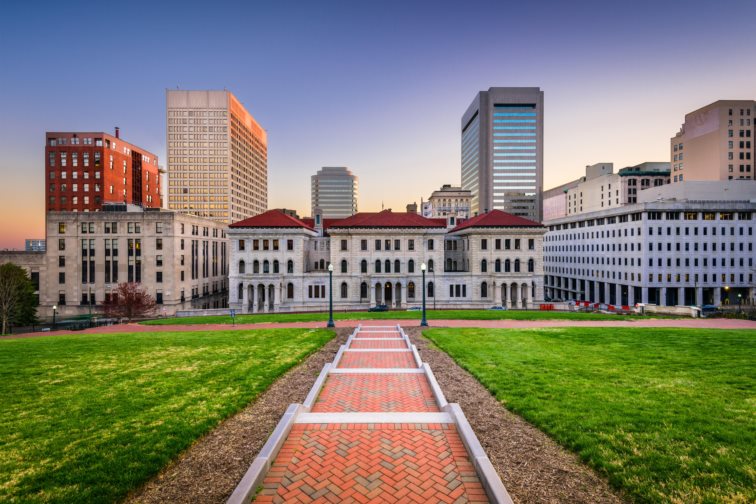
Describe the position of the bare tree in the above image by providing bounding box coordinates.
[0,263,37,335]
[103,282,156,322]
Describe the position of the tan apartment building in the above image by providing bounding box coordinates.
[671,100,755,183]
[166,90,268,223]
[421,184,472,224]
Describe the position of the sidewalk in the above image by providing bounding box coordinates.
[228,324,510,503]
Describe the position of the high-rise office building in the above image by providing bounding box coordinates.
[461,87,544,221]
[166,90,268,223]
[45,130,161,212]
[670,100,755,183]
[311,167,358,219]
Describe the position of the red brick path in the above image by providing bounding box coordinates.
[255,325,491,503]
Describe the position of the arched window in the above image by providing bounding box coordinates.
[394,259,400,273]
[408,281,415,299]
[341,259,348,273]
[446,258,452,271]
[237,282,243,300]
[360,282,368,299]
[253,260,260,273]
[385,259,391,273]
[514,259,521,273]
[428,259,434,272]
[427,281,435,298]
[375,260,381,273]
[273,260,279,273]
[287,282,294,299]
[263,260,270,273]
[287,260,294,274]
[504,259,511,273]
[238,260,246,274]
[528,258,535,273]
[495,259,501,272]
[361,259,368,273]
[481,259,487,273]
[408,259,415,273]
[481,282,488,298]
[340,282,348,299]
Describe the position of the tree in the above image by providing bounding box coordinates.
[0,263,38,335]
[103,282,156,321]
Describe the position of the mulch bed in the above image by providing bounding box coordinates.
[126,328,352,504]
[409,327,626,504]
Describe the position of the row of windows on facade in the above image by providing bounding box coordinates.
[548,211,753,232]
[550,270,750,286]
[49,167,103,178]
[547,225,754,246]
[547,254,754,273]
[55,290,165,307]
[57,222,221,238]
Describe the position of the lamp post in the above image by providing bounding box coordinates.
[738,293,742,313]
[52,305,57,328]
[724,285,730,306]
[327,264,335,328]
[420,263,428,327]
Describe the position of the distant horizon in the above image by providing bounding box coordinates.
[1,0,755,249]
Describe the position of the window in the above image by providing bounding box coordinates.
[287,239,294,251]
[156,255,163,267]
[375,239,381,251]
[481,259,488,273]
[408,282,415,299]
[385,259,391,273]
[360,282,368,299]
[239,260,246,274]
[263,260,270,273]
[340,239,348,251]
[273,260,279,273]
[408,259,415,273]
[428,259,434,272]
[341,259,348,273]
[427,281,434,298]
[528,258,534,272]
[528,239,535,250]
[58,272,65,284]
[495,259,501,272]
[394,239,400,250]
[361,239,368,251]
[394,259,401,273]
[287,260,294,274]
[287,283,294,299]
[481,239,488,250]
[238,239,245,251]
[58,222,66,234]
[481,282,488,298]
[375,260,381,273]
[408,240,415,251]
[253,260,260,273]
[58,256,65,267]
[58,239,65,251]
[495,239,501,250]
[340,282,348,299]
[360,260,368,273]
[156,238,163,250]
[156,271,163,283]
[505,259,511,272]
[427,239,434,250]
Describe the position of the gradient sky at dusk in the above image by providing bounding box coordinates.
[1,0,755,249]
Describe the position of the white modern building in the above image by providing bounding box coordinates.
[228,209,545,312]
[311,167,358,219]
[544,181,756,307]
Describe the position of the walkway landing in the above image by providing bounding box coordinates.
[228,324,512,504]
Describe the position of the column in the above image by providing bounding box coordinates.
[678,287,685,307]
[494,282,501,306]
[615,284,622,306]
[370,283,376,306]
[641,287,649,304]
[713,287,721,306]
[660,287,667,307]
[695,287,703,307]
[628,287,635,307]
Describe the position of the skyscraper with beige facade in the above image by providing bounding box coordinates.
[670,100,755,183]
[166,90,268,223]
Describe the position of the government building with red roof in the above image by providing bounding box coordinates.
[227,208,545,312]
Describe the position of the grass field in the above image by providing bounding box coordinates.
[425,327,755,503]
[142,309,646,325]
[0,328,333,504]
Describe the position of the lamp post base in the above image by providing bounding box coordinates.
[327,320,335,328]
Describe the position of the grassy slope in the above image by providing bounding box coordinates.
[142,309,644,325]
[0,329,333,504]
[425,327,755,504]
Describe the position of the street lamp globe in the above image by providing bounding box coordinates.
[328,264,333,272]
[420,262,426,272]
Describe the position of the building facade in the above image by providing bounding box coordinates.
[422,184,471,223]
[461,87,544,221]
[311,167,358,219]
[671,100,755,183]
[166,90,268,223]
[25,239,46,252]
[544,181,756,307]
[46,131,161,212]
[228,209,545,313]
[564,162,670,215]
[37,207,228,319]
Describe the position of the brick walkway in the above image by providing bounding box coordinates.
[234,324,503,503]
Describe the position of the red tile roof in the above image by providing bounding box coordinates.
[327,210,447,229]
[230,210,314,229]
[451,210,542,232]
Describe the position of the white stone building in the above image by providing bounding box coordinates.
[544,181,756,307]
[228,209,545,312]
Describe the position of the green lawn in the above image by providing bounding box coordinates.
[0,328,333,504]
[142,309,646,326]
[425,327,755,503]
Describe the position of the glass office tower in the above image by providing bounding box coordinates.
[461,87,544,221]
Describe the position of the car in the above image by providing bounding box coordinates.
[406,306,422,311]
[488,305,506,310]
[368,304,389,312]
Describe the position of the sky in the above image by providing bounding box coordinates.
[1,0,755,249]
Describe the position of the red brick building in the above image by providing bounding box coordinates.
[45,130,161,212]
